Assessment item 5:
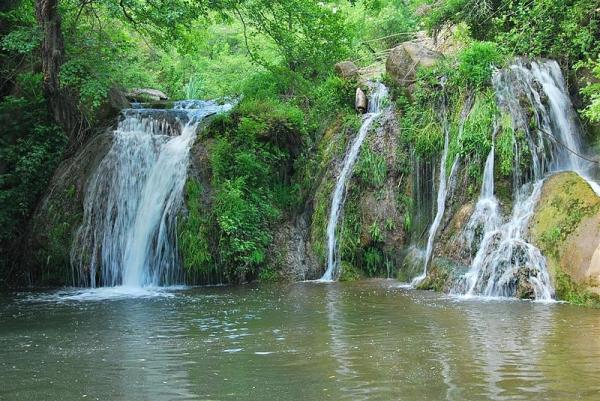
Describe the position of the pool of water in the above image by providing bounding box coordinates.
[1,280,599,400]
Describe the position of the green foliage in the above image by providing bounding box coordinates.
[426,0,600,65]
[456,42,502,88]
[238,0,351,78]
[339,261,361,282]
[580,58,600,123]
[458,91,495,158]
[178,179,213,274]
[363,247,383,276]
[402,107,444,158]
[355,146,387,188]
[0,96,66,244]
[554,269,600,308]
[204,98,307,281]
[368,221,383,242]
[495,113,514,176]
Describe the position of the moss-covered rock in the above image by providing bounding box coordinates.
[22,132,113,285]
[530,172,600,305]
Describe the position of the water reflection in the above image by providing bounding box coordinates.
[325,285,370,400]
[2,282,600,401]
[460,299,555,400]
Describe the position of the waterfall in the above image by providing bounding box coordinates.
[494,59,599,191]
[71,100,232,288]
[411,123,455,285]
[320,83,388,281]
[457,58,599,300]
[463,145,502,255]
[411,85,465,286]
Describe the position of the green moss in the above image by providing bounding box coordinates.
[311,178,334,263]
[531,172,600,305]
[417,270,449,292]
[532,173,600,257]
[553,269,600,308]
[258,266,279,282]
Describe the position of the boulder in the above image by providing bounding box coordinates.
[355,87,367,113]
[386,42,442,86]
[530,172,600,296]
[334,61,359,80]
[96,86,130,125]
[126,88,169,102]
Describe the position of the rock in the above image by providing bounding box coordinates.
[335,61,359,80]
[386,41,443,86]
[96,86,130,126]
[530,172,600,296]
[355,87,367,113]
[126,88,169,102]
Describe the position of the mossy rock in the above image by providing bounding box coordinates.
[417,257,468,292]
[530,172,600,305]
[23,132,113,285]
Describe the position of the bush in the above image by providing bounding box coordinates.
[0,95,66,275]
[456,41,502,88]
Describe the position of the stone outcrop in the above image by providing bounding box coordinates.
[386,41,442,86]
[530,172,600,296]
[334,61,359,80]
[126,88,169,102]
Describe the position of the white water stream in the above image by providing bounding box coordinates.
[456,59,599,300]
[71,100,232,288]
[320,83,388,281]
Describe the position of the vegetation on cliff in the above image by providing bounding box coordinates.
[1,0,600,292]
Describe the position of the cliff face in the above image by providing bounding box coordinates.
[306,107,411,281]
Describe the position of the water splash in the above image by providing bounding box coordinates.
[455,59,600,300]
[462,145,502,255]
[320,83,389,281]
[71,100,232,288]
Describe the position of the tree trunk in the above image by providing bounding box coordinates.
[35,0,88,149]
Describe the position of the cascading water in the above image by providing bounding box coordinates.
[462,144,502,255]
[320,83,388,281]
[457,58,599,300]
[71,100,232,288]
[411,84,464,286]
[411,122,454,285]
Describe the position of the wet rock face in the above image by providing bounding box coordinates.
[530,172,600,295]
[386,42,442,86]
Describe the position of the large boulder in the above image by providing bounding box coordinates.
[334,61,359,80]
[126,88,169,102]
[530,172,600,298]
[386,41,442,86]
